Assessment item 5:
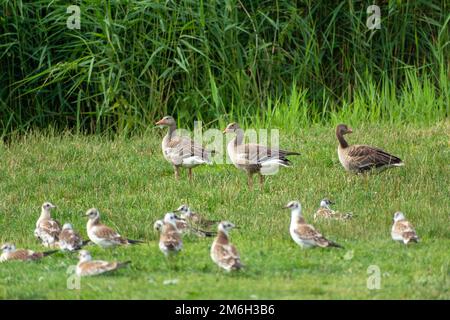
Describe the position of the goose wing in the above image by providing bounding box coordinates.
[165,136,211,163]
[347,145,402,171]
[235,143,298,165]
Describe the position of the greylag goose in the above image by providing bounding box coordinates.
[174,204,218,230]
[34,202,61,248]
[0,243,57,262]
[58,223,86,251]
[336,124,404,173]
[210,221,243,271]
[85,208,143,248]
[76,250,130,276]
[314,198,353,221]
[155,116,212,181]
[223,122,300,188]
[158,213,183,256]
[391,212,419,245]
[283,201,342,249]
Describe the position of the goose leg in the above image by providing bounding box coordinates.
[188,168,193,182]
[247,172,253,190]
[173,166,180,181]
[259,173,264,188]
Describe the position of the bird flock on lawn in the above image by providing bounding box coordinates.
[1,121,418,277]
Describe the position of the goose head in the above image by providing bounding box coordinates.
[223,122,241,134]
[155,116,176,127]
[336,124,353,136]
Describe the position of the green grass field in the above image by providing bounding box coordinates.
[0,122,449,299]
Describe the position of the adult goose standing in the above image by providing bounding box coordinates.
[155,116,213,181]
[223,122,300,188]
[336,124,404,173]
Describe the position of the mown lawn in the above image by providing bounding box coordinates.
[0,122,448,299]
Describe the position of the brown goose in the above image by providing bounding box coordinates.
[223,122,300,188]
[336,124,404,173]
[155,116,212,181]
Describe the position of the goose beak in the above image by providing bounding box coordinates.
[347,128,353,133]
[282,205,289,209]
[155,119,165,126]
[222,128,227,134]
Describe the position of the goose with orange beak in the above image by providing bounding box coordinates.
[155,116,213,181]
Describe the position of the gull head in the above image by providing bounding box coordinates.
[218,221,236,234]
[393,211,406,222]
[1,243,16,253]
[62,223,73,230]
[163,212,179,226]
[85,208,100,221]
[174,204,191,217]
[153,220,164,232]
[41,202,57,212]
[283,200,302,211]
[78,250,92,262]
[320,198,334,208]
